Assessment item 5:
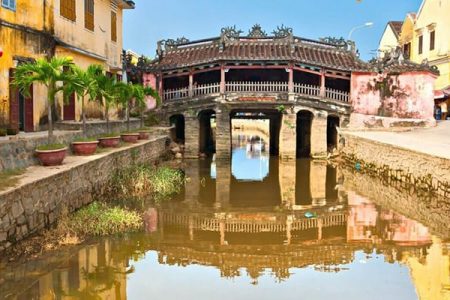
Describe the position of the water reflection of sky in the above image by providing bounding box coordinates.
[232,148,269,181]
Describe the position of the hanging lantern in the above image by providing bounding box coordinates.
[0,47,3,58]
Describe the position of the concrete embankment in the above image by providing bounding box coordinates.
[0,135,169,252]
[340,125,450,198]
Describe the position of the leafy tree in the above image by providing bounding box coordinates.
[131,84,160,128]
[13,57,75,144]
[113,81,134,131]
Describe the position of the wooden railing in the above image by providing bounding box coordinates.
[193,83,220,96]
[163,81,350,103]
[226,81,289,93]
[163,87,189,101]
[293,83,320,97]
[325,88,350,102]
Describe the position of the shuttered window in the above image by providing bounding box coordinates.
[61,0,76,22]
[2,0,16,11]
[111,11,117,42]
[430,31,435,51]
[418,35,423,55]
[84,0,94,31]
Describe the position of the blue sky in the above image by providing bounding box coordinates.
[123,0,423,61]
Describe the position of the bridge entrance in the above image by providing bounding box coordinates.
[296,111,313,158]
[169,114,185,144]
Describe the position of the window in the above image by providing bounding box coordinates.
[84,0,94,31]
[111,11,117,42]
[2,0,16,11]
[418,35,423,55]
[60,0,76,21]
[403,43,411,59]
[430,31,435,51]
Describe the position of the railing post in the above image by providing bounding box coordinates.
[288,65,295,101]
[159,72,164,101]
[320,70,325,97]
[188,72,194,98]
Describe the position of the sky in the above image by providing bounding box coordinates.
[123,0,423,61]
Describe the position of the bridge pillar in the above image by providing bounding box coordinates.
[279,111,297,160]
[184,115,199,158]
[279,160,296,208]
[215,109,231,160]
[215,159,231,209]
[311,111,328,159]
[310,160,327,206]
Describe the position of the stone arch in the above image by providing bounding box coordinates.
[169,114,185,143]
[296,110,314,158]
[327,114,340,152]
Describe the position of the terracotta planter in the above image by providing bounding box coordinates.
[35,147,67,166]
[138,131,150,140]
[121,133,139,143]
[98,136,121,148]
[72,141,99,155]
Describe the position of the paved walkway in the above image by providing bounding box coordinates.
[342,121,450,160]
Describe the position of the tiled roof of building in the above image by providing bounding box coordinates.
[388,21,403,39]
[147,25,369,72]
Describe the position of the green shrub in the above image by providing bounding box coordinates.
[69,202,142,236]
[36,143,66,151]
[73,137,98,142]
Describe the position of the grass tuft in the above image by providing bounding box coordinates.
[36,143,66,151]
[0,168,25,191]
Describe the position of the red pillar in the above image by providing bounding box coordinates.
[220,65,225,94]
[159,73,164,100]
[288,65,294,93]
[320,70,326,97]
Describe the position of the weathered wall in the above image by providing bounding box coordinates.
[0,136,169,252]
[341,132,450,197]
[143,72,158,110]
[351,72,436,118]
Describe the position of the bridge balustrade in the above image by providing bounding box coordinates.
[163,81,349,103]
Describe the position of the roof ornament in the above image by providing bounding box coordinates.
[165,37,190,50]
[220,25,243,39]
[248,24,267,38]
[319,36,348,49]
[272,24,293,38]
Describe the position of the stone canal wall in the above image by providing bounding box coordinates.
[0,136,169,252]
[340,133,450,197]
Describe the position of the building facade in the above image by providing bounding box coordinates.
[379,0,450,103]
[0,0,134,132]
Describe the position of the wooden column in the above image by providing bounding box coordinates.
[320,70,326,97]
[188,72,194,97]
[159,73,164,101]
[288,65,294,93]
[220,65,225,94]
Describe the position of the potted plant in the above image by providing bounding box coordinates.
[115,81,139,143]
[132,84,160,140]
[96,74,121,148]
[66,65,104,155]
[13,57,75,166]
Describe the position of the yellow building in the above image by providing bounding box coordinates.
[378,21,403,57]
[381,0,450,100]
[0,0,134,132]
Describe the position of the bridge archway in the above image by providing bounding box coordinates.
[198,109,216,155]
[169,114,185,144]
[230,109,282,156]
[327,115,340,152]
[296,110,313,158]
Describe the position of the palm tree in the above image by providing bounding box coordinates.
[66,64,104,138]
[114,81,134,132]
[95,73,116,134]
[131,84,160,128]
[13,57,75,144]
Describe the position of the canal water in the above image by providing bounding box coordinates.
[1,126,449,300]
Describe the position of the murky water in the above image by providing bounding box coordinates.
[1,128,450,300]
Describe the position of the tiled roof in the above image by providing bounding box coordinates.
[149,37,368,72]
[388,21,403,39]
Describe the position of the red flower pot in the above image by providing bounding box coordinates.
[138,131,150,140]
[121,133,139,143]
[72,141,99,155]
[35,148,67,166]
[98,137,121,148]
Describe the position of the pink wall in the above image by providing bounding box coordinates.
[351,71,436,119]
[143,72,158,110]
